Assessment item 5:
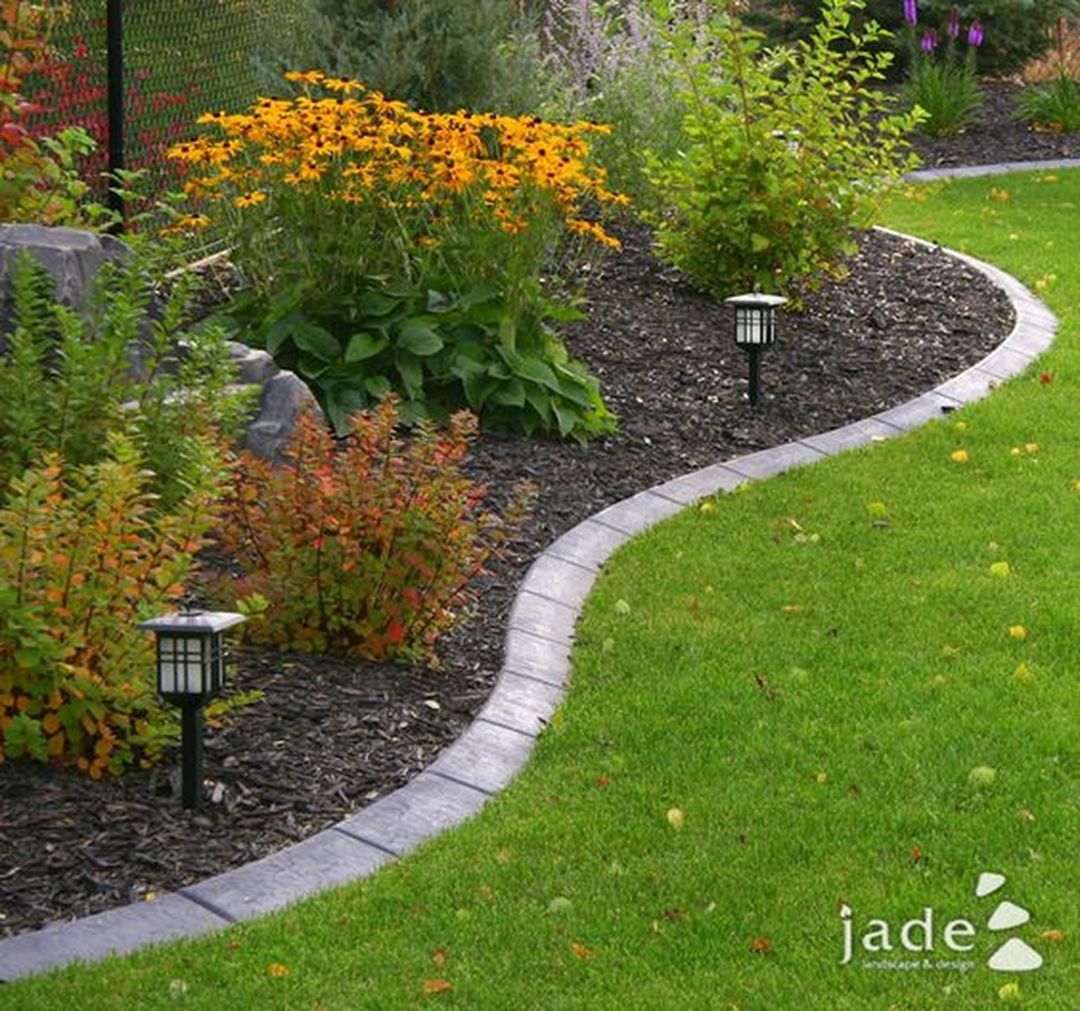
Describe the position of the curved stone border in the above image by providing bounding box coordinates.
[0,167,1065,981]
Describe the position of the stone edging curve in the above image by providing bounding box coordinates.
[0,162,1067,981]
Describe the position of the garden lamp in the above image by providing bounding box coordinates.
[139,608,246,809]
[724,292,787,406]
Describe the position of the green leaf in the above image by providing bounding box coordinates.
[354,290,400,317]
[298,352,332,379]
[750,233,771,252]
[364,374,392,399]
[490,377,526,407]
[345,331,389,363]
[396,352,424,399]
[552,400,579,438]
[264,312,305,356]
[291,322,341,362]
[397,321,444,356]
[499,347,560,391]
[463,371,498,410]
[523,383,552,424]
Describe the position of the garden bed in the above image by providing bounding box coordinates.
[0,219,1018,939]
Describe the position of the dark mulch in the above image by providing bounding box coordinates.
[0,97,1055,938]
[907,80,1080,167]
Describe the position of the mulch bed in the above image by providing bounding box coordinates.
[0,81,1064,939]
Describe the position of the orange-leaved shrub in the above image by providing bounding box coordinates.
[213,399,532,663]
[0,434,223,777]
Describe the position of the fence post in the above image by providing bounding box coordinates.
[106,0,125,231]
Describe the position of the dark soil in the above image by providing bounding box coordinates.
[907,79,1080,167]
[0,94,1059,939]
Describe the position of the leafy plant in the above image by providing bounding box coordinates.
[170,71,624,440]
[212,398,533,664]
[0,433,222,777]
[0,252,253,507]
[1018,18,1080,133]
[0,0,101,226]
[900,1,984,137]
[643,0,922,298]
[1018,73,1080,134]
[307,0,542,113]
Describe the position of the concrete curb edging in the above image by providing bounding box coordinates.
[0,168,1064,981]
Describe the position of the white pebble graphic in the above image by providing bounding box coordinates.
[987,938,1043,973]
[975,871,1006,897]
[988,901,1031,931]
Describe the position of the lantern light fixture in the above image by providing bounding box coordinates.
[139,609,246,809]
[724,292,788,406]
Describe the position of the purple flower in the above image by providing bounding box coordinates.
[920,29,938,53]
[947,7,960,38]
[903,0,918,26]
[967,19,984,47]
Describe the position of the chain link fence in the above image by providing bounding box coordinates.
[21,0,311,225]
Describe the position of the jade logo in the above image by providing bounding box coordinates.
[840,871,1043,973]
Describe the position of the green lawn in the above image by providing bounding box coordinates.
[2,169,1076,1010]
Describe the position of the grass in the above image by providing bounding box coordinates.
[2,169,1077,1009]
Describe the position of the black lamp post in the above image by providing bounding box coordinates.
[724,292,788,406]
[139,609,246,809]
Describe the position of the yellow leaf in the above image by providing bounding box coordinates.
[1024,442,1039,455]
[422,979,453,995]
[1040,929,1065,943]
[570,941,596,960]
[815,771,828,784]
[666,808,686,830]
[989,562,1011,578]
[1010,447,1022,458]
[950,449,969,463]
[988,187,1012,202]
[1008,625,1028,640]
[266,962,290,978]
[998,981,1021,1001]
[1013,663,1034,683]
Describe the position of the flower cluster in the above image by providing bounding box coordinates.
[167,69,625,249]
[904,2,983,57]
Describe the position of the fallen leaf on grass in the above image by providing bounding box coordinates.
[1040,929,1065,943]
[594,774,610,788]
[1013,663,1034,683]
[547,896,573,914]
[750,936,773,954]
[432,948,447,967]
[570,941,596,960]
[1009,625,1029,640]
[1040,371,1054,384]
[968,765,997,787]
[950,449,969,464]
[266,962,290,978]
[989,187,1012,202]
[614,599,631,615]
[1017,808,1036,823]
[666,807,686,830]
[422,979,453,995]
[989,561,1011,578]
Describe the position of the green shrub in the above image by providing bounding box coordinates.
[745,0,1076,78]
[172,73,623,440]
[0,252,252,507]
[1018,73,1080,133]
[0,433,222,777]
[307,0,543,113]
[644,0,922,298]
[213,399,533,665]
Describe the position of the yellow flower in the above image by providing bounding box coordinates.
[234,191,267,208]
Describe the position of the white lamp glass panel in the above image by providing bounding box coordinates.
[183,637,208,695]
[158,635,179,694]
[737,308,772,346]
